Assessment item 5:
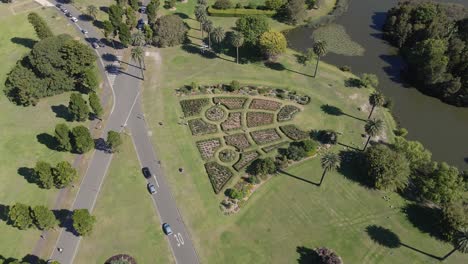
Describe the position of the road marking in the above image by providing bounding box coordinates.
[153,174,160,187]
[122,90,141,129]
[178,233,184,245]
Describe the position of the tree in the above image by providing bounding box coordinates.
[88,92,103,119]
[4,64,40,106]
[455,228,468,254]
[131,31,145,46]
[125,7,137,29]
[195,5,207,38]
[319,152,340,186]
[86,5,98,20]
[230,31,244,64]
[152,15,188,47]
[53,161,77,188]
[72,209,96,236]
[229,80,240,91]
[71,125,94,154]
[393,137,431,172]
[8,203,33,230]
[118,23,131,47]
[107,130,123,152]
[360,73,379,88]
[128,0,139,10]
[250,157,276,176]
[108,4,124,28]
[417,162,464,204]
[285,0,306,25]
[211,26,225,50]
[313,40,327,77]
[34,161,54,189]
[103,20,115,41]
[213,0,232,9]
[368,91,385,119]
[285,145,307,161]
[265,0,284,10]
[202,19,214,48]
[32,205,57,230]
[143,24,153,44]
[131,46,145,80]
[68,93,90,122]
[27,12,53,40]
[315,247,343,264]
[55,123,72,151]
[364,144,410,191]
[363,119,383,150]
[78,67,99,93]
[146,0,160,24]
[259,31,287,60]
[235,15,270,45]
[441,201,468,241]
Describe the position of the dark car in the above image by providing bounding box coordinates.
[162,223,173,235]
[139,6,146,13]
[136,19,145,30]
[96,40,105,47]
[56,4,62,8]
[142,167,152,179]
[65,12,72,17]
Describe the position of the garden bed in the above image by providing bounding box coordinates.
[246,112,274,127]
[188,118,218,135]
[218,148,237,163]
[180,98,210,117]
[205,106,226,121]
[196,138,222,160]
[213,97,247,110]
[221,112,242,131]
[250,129,281,145]
[224,133,251,150]
[277,105,300,122]
[233,151,260,171]
[262,141,289,153]
[249,99,282,111]
[205,161,234,193]
[280,125,309,140]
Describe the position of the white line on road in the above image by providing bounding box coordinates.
[122,90,141,129]
[153,174,160,187]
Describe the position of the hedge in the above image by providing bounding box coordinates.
[207,7,276,17]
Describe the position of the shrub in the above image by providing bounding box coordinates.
[248,157,276,176]
[284,144,307,161]
[190,81,198,91]
[300,139,318,153]
[88,92,103,119]
[196,138,222,159]
[205,162,234,193]
[394,127,408,137]
[107,130,122,153]
[207,7,276,17]
[27,12,53,40]
[68,93,90,122]
[339,65,351,72]
[180,98,210,116]
[277,105,300,121]
[265,0,284,10]
[219,148,237,162]
[228,80,240,92]
[315,247,343,264]
[71,125,94,154]
[280,125,308,140]
[152,15,188,47]
[360,73,379,88]
[259,31,287,59]
[213,0,232,9]
[188,118,218,135]
[225,188,244,199]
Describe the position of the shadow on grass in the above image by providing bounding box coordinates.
[93,20,104,29]
[37,133,58,150]
[51,104,71,121]
[99,6,109,13]
[174,12,190,19]
[344,78,362,88]
[296,246,319,264]
[337,142,362,152]
[181,44,217,59]
[264,61,314,77]
[338,150,370,187]
[53,209,78,236]
[78,14,93,22]
[11,37,37,49]
[321,104,366,122]
[278,169,319,186]
[17,167,36,185]
[403,203,447,242]
[0,204,9,222]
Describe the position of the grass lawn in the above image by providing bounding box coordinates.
[0,2,89,259]
[74,135,173,264]
[71,0,113,25]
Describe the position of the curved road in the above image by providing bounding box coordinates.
[46,2,199,263]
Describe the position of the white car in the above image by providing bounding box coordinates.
[81,29,88,34]
[71,17,78,23]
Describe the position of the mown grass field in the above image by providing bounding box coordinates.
[75,135,173,264]
[0,1,88,259]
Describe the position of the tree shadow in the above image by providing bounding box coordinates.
[278,169,319,186]
[99,6,109,13]
[93,20,104,29]
[338,150,370,187]
[174,12,189,19]
[21,254,43,264]
[264,61,286,71]
[403,203,447,241]
[105,64,121,75]
[379,54,404,84]
[296,246,319,264]
[0,204,9,222]
[52,209,78,236]
[337,142,362,152]
[84,37,98,44]
[102,53,118,62]
[11,37,37,49]
[344,77,362,88]
[51,104,71,121]
[118,69,143,80]
[36,133,58,150]
[17,167,37,185]
[320,104,366,121]
[181,44,217,59]
[94,138,110,153]
[78,14,93,22]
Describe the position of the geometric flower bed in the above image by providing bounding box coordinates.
[213,97,247,110]
[262,141,289,153]
[278,105,300,122]
[280,125,309,140]
[205,106,226,121]
[218,148,237,163]
[221,112,242,131]
[250,128,281,145]
[249,98,282,111]
[188,118,218,136]
[205,161,234,193]
[233,151,260,171]
[180,98,210,117]
[246,112,274,127]
[224,133,251,150]
[196,138,222,160]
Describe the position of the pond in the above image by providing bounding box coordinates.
[286,0,468,170]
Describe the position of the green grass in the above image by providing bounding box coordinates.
[74,135,173,264]
[72,0,113,24]
[0,3,87,259]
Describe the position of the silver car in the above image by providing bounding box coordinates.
[147,183,156,194]
[71,17,78,23]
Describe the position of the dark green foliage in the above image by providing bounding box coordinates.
[213,0,232,9]
[128,0,138,10]
[8,203,33,230]
[53,161,77,188]
[72,209,96,236]
[27,12,53,40]
[4,63,41,106]
[107,131,122,152]
[229,80,240,91]
[108,4,124,28]
[249,157,276,176]
[383,1,468,106]
[364,144,410,191]
[360,73,379,88]
[265,0,284,10]
[152,15,188,47]
[440,201,468,241]
[165,0,176,9]
[300,139,318,152]
[118,23,131,47]
[225,188,244,199]
[147,0,160,24]
[103,20,115,39]
[394,127,408,137]
[235,15,270,45]
[284,145,307,161]
[78,67,99,93]
[284,0,306,25]
[68,93,90,122]
[31,205,57,230]
[72,125,94,154]
[125,7,137,29]
[34,161,54,189]
[89,92,103,119]
[55,123,72,151]
[393,137,431,172]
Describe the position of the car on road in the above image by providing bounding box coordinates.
[61,7,68,13]
[71,17,78,23]
[81,29,88,34]
[147,183,157,194]
[92,42,99,49]
[136,19,145,30]
[96,40,105,47]
[65,12,72,17]
[142,167,152,179]
[162,223,173,235]
[56,4,61,8]
[139,6,146,13]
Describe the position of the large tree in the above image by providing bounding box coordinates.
[235,15,270,45]
[71,125,94,154]
[53,161,77,188]
[78,67,99,94]
[319,152,340,186]
[259,31,287,60]
[230,31,244,64]
[32,205,57,230]
[55,123,72,151]
[202,19,214,48]
[393,137,431,172]
[72,209,96,236]
[34,161,54,189]
[152,15,188,47]
[118,23,131,47]
[88,92,103,120]
[211,26,225,50]
[108,4,124,28]
[363,119,383,150]
[368,91,385,119]
[86,5,98,20]
[250,157,276,176]
[107,130,123,152]
[68,93,90,122]
[312,40,327,78]
[285,0,306,25]
[195,5,207,38]
[146,0,160,24]
[8,203,33,230]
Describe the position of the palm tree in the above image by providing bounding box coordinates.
[131,47,144,80]
[231,32,244,64]
[131,31,145,46]
[195,5,207,38]
[313,40,328,78]
[441,228,468,260]
[319,152,340,186]
[86,5,98,20]
[368,92,385,119]
[212,26,225,51]
[364,119,384,150]
[202,20,213,48]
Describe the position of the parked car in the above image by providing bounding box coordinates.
[162,223,173,235]
[71,17,78,23]
[136,19,145,30]
[61,8,68,13]
[96,40,105,47]
[139,6,146,13]
[56,4,62,8]
[65,12,72,17]
[92,42,99,49]
[142,167,152,179]
[147,183,156,194]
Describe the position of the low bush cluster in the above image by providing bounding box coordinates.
[233,151,259,171]
[221,112,242,131]
[205,106,226,121]
[262,141,289,153]
[196,138,222,160]
[205,162,234,193]
[219,148,237,163]
[246,112,274,127]
[188,118,218,135]
[277,105,300,121]
[207,6,276,17]
[180,98,210,117]
[213,97,247,110]
[280,125,309,140]
[249,98,282,111]
[224,133,251,150]
[250,128,281,145]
